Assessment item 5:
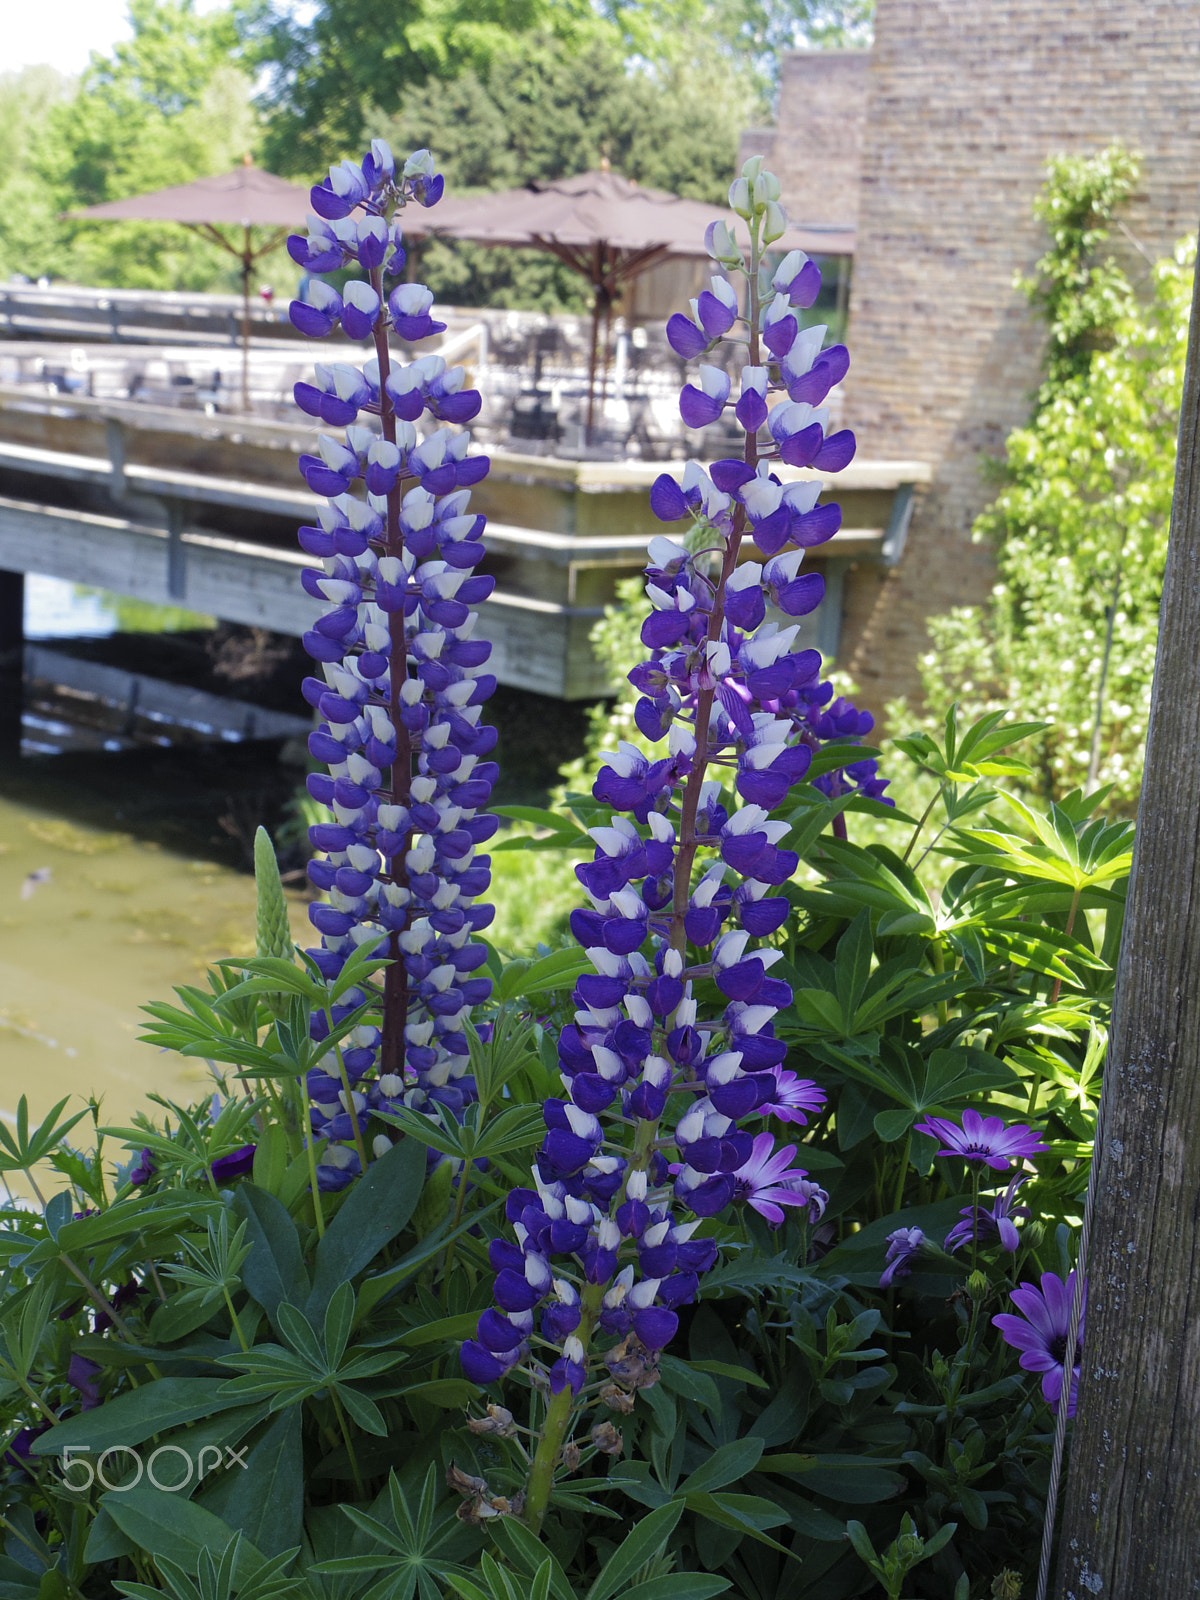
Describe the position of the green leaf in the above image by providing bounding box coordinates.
[305,1137,426,1323]
[874,1109,916,1143]
[31,1378,248,1455]
[82,1509,135,1565]
[622,1580,731,1600]
[585,1503,685,1600]
[497,946,592,1001]
[233,1185,309,1335]
[195,1407,303,1557]
[677,1437,764,1495]
[690,1360,768,1389]
[251,1126,291,1197]
[394,1379,477,1409]
[491,1520,574,1600]
[101,1485,267,1580]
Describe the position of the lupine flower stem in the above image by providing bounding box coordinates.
[670,235,761,953]
[367,257,414,1078]
[524,1281,605,1532]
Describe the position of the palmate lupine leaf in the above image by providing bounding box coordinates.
[310,1465,473,1600]
[216,1285,404,1432]
[0,1096,91,1176]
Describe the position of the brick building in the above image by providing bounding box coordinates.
[751,2,1200,715]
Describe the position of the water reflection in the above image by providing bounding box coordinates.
[0,792,309,1130]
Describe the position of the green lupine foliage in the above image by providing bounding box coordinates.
[0,710,1112,1599]
[253,827,294,963]
[911,145,1191,807]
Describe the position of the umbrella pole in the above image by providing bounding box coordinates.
[586,285,602,446]
[241,227,252,413]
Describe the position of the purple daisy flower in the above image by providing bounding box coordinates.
[876,1222,928,1286]
[880,1225,925,1288]
[760,1068,827,1125]
[914,1108,1048,1171]
[945,1174,1032,1255]
[730,1132,815,1226]
[993,1269,1085,1416]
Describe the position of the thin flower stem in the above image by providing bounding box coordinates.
[669,231,762,954]
[892,1131,911,1215]
[330,1390,365,1499]
[902,781,947,865]
[221,1286,249,1353]
[60,1254,136,1342]
[523,1282,604,1532]
[325,1006,371,1176]
[12,1375,57,1426]
[1048,883,1083,1005]
[439,1163,474,1299]
[299,1076,326,1238]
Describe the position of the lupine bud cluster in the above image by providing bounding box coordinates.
[287,142,497,1191]
[463,160,868,1484]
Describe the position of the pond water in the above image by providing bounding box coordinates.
[0,792,312,1143]
[2,579,588,1171]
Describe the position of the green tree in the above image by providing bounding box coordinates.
[607,0,874,92]
[2,0,274,292]
[254,0,595,174]
[377,29,753,311]
[912,148,1190,807]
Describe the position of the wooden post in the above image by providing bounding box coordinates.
[1056,240,1200,1597]
[240,228,252,415]
[0,568,24,760]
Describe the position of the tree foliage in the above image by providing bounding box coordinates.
[257,0,874,172]
[912,148,1190,808]
[253,0,597,174]
[0,0,270,290]
[378,31,753,311]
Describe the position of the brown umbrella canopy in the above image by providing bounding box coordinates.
[72,160,311,410]
[72,164,310,228]
[403,167,852,260]
[404,168,855,438]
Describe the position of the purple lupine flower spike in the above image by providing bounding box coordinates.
[288,142,496,1191]
[466,159,877,1508]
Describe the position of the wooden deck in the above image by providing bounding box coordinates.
[0,382,929,700]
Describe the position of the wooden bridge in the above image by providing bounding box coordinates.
[0,375,928,740]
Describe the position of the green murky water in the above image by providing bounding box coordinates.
[0,795,310,1131]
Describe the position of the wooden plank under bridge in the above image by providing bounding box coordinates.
[0,382,928,708]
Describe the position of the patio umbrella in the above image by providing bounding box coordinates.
[404,166,855,440]
[72,157,310,412]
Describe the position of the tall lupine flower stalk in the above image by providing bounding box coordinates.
[287,143,497,1192]
[461,155,870,1532]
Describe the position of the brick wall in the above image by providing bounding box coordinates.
[837,0,1200,715]
[743,50,869,228]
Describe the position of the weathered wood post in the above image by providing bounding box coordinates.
[0,568,24,761]
[1056,238,1200,1596]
